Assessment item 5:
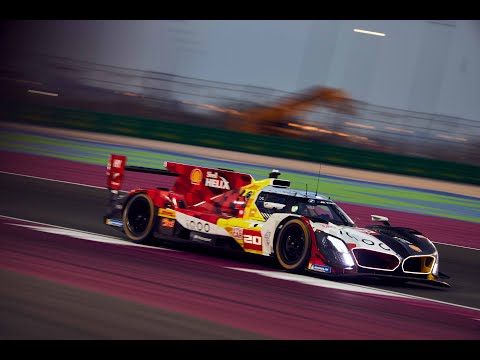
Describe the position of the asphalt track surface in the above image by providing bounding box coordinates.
[1,154,480,339]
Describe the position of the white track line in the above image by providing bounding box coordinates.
[228,267,408,298]
[2,214,480,313]
[27,89,58,97]
[228,267,480,313]
[434,242,480,251]
[0,170,105,189]
[0,214,175,251]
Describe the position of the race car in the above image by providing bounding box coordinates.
[104,154,450,288]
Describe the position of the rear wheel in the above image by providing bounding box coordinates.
[123,193,155,243]
[275,218,312,273]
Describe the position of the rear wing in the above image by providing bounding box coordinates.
[164,161,254,206]
[106,154,255,206]
[106,154,178,191]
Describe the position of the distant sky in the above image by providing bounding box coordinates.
[1,20,479,121]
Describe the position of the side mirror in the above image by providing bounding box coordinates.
[264,201,286,210]
[371,215,390,226]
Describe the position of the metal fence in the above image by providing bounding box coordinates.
[1,53,479,166]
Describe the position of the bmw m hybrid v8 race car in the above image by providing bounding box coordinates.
[104,154,450,288]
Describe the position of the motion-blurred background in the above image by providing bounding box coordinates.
[1,20,480,341]
[1,20,479,183]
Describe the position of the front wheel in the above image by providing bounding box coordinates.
[275,218,312,273]
[122,193,155,243]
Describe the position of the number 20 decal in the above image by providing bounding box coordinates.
[244,234,261,245]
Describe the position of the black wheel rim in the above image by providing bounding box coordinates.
[126,197,151,235]
[280,224,305,265]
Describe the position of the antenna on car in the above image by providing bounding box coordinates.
[305,183,308,196]
[315,164,321,196]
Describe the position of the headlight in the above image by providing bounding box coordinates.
[432,251,439,276]
[316,232,355,268]
[327,235,350,253]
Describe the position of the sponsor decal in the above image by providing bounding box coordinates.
[361,238,375,246]
[409,244,422,252]
[345,232,358,240]
[243,230,262,251]
[112,159,123,168]
[159,208,176,219]
[191,234,212,242]
[309,264,331,273]
[264,231,272,246]
[232,226,244,239]
[188,220,210,232]
[106,219,123,227]
[395,236,412,245]
[378,242,391,251]
[205,171,230,190]
[106,154,126,190]
[161,218,175,228]
[356,228,379,235]
[190,168,203,185]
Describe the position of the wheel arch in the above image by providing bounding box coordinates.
[273,215,313,272]
[122,191,158,243]
[272,215,304,250]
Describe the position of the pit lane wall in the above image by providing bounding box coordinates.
[1,101,479,185]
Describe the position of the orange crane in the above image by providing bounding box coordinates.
[227,86,354,136]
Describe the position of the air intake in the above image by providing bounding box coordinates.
[352,248,400,271]
[402,255,435,274]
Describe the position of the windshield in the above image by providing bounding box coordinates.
[254,190,356,226]
[290,198,356,227]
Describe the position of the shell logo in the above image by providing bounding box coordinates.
[409,244,422,252]
[190,168,203,185]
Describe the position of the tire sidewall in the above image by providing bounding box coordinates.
[122,193,155,243]
[275,218,312,272]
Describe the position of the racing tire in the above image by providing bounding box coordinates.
[122,193,155,243]
[275,218,312,273]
